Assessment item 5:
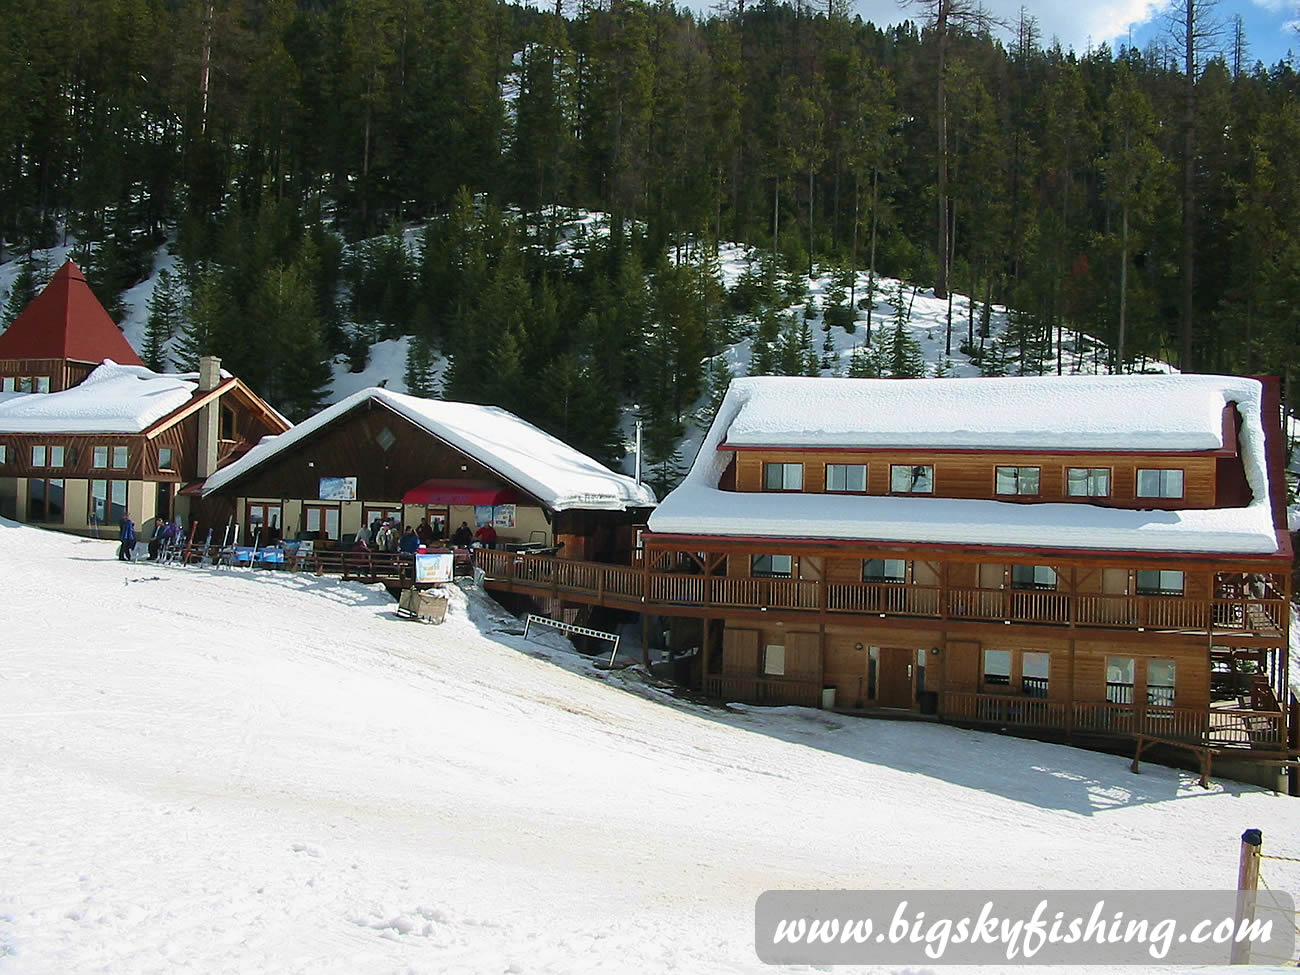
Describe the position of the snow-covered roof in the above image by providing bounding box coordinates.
[648,375,1282,556]
[0,361,202,434]
[721,374,1237,451]
[204,388,657,512]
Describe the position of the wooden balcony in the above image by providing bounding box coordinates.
[476,550,1286,640]
[703,675,823,708]
[943,692,1285,750]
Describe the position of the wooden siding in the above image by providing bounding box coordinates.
[732,449,1220,508]
[220,402,547,506]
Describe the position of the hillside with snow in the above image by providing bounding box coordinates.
[2,519,1299,973]
[0,214,1166,480]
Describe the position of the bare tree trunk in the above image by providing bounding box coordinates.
[1117,204,1129,372]
[200,1,214,136]
[867,166,880,346]
[934,0,950,300]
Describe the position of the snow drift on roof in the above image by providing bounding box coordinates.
[721,374,1237,451]
[648,374,1279,556]
[204,388,657,512]
[0,361,198,434]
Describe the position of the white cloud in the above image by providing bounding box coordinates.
[846,0,1173,53]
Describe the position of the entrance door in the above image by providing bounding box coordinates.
[876,647,915,709]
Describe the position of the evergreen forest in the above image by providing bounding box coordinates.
[2,0,1299,479]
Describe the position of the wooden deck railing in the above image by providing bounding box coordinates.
[703,676,823,708]
[255,547,1284,639]
[944,693,1284,749]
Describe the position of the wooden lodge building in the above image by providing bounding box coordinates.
[476,373,1296,782]
[201,387,657,561]
[0,262,288,532]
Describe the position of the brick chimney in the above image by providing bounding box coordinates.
[196,355,222,478]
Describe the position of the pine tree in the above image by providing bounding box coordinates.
[173,265,227,372]
[403,332,439,397]
[142,268,183,371]
[1,260,40,331]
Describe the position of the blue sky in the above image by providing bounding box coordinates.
[684,1,1299,68]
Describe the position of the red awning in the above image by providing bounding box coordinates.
[402,478,519,506]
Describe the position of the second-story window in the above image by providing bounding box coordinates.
[763,462,803,491]
[751,554,793,578]
[158,447,174,470]
[1067,467,1111,497]
[890,464,933,494]
[1011,564,1057,590]
[112,446,128,469]
[93,446,108,468]
[863,558,906,583]
[31,445,46,467]
[1137,468,1184,499]
[995,466,1040,496]
[826,463,866,492]
[1136,569,1184,596]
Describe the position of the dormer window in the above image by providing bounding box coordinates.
[890,464,933,494]
[995,466,1040,496]
[1137,469,1184,499]
[158,447,174,470]
[763,462,803,491]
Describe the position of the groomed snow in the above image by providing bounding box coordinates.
[722,374,1238,451]
[0,361,199,434]
[205,387,656,511]
[2,519,1298,974]
[649,374,1282,556]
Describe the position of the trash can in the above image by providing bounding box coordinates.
[821,686,837,709]
[918,690,939,715]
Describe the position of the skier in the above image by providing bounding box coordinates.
[118,513,136,562]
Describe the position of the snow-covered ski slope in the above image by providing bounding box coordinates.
[2,518,1298,973]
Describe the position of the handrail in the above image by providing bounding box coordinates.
[288,548,1287,637]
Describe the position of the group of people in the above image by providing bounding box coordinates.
[117,514,183,562]
[450,520,497,549]
[353,516,447,556]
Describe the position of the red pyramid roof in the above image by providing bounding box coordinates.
[0,260,143,366]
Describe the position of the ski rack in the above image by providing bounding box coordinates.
[523,614,622,669]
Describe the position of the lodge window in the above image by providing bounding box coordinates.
[863,558,906,583]
[220,405,236,441]
[89,480,128,526]
[1147,659,1176,706]
[826,463,866,492]
[158,447,174,470]
[1067,467,1111,497]
[763,462,803,491]
[751,554,793,578]
[1136,468,1184,499]
[28,478,65,523]
[1136,569,1184,596]
[112,446,128,469]
[1023,652,1050,697]
[983,649,1012,688]
[248,503,283,541]
[764,643,786,676]
[35,377,49,392]
[93,446,108,468]
[303,504,341,540]
[1011,564,1057,590]
[890,464,933,494]
[0,445,6,464]
[995,466,1040,496]
[1,378,10,392]
[1106,656,1136,704]
[30,445,64,468]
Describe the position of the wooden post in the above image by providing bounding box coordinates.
[1230,828,1262,965]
